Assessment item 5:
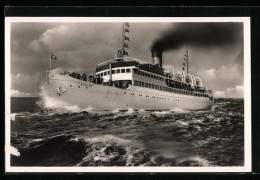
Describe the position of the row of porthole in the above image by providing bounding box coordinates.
[124,91,206,103]
[80,83,92,87]
[70,84,92,88]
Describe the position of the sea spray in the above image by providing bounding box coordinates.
[38,84,94,113]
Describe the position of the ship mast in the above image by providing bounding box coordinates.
[122,22,125,56]
[186,44,189,74]
[182,44,189,75]
[122,22,130,57]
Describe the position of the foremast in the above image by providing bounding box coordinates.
[122,22,130,57]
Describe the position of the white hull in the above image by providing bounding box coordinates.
[47,72,213,111]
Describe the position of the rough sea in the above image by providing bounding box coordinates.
[10,92,244,167]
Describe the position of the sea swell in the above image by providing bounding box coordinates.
[10,97,244,167]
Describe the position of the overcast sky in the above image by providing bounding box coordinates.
[10,22,244,98]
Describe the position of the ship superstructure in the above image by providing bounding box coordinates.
[47,22,213,110]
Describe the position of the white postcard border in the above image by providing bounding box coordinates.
[5,17,251,172]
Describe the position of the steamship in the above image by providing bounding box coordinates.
[46,22,214,110]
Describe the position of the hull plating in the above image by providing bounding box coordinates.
[48,72,213,110]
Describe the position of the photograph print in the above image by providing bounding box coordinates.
[5,17,251,172]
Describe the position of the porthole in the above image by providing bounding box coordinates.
[70,85,72,87]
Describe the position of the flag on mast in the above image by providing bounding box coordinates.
[125,36,130,41]
[123,50,129,56]
[124,43,129,48]
[50,54,57,60]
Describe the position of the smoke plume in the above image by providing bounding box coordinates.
[151,23,243,51]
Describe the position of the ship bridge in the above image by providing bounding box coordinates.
[95,57,166,88]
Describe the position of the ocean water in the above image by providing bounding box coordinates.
[10,95,244,167]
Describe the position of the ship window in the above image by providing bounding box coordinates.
[151,74,154,78]
[121,69,125,73]
[152,84,154,89]
[112,70,115,74]
[104,72,107,75]
[144,72,147,77]
[141,82,144,87]
[134,69,138,74]
[148,74,151,78]
[101,73,103,77]
[116,69,120,73]
[148,84,151,88]
[70,85,72,87]
[126,68,131,73]
[145,83,148,88]
[141,71,144,76]
[160,86,162,90]
[107,71,110,75]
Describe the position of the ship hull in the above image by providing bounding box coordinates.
[47,72,213,111]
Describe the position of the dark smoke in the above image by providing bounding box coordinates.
[151,23,243,52]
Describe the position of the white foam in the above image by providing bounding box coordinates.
[138,109,146,113]
[112,108,120,113]
[169,108,188,113]
[38,84,94,113]
[126,108,135,114]
[10,113,16,121]
[84,135,133,146]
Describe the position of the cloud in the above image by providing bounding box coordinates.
[11,73,44,94]
[214,85,243,98]
[11,89,37,97]
[200,64,242,82]
[197,64,243,92]
[203,68,217,81]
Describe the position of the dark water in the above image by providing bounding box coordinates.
[10,97,244,167]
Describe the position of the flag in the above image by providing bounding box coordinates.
[50,54,57,60]
[123,50,129,55]
[125,28,129,33]
[125,22,130,27]
[124,43,129,48]
[125,36,130,41]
